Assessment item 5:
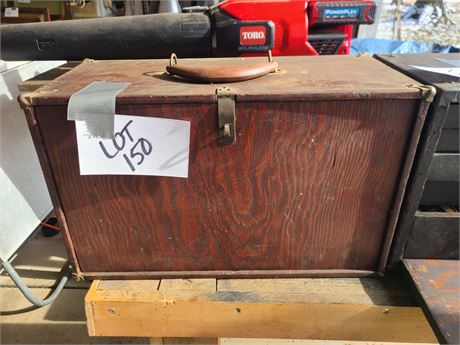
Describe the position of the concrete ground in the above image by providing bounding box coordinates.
[0,231,149,344]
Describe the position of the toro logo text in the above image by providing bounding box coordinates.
[240,26,266,46]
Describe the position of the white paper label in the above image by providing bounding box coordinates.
[411,65,460,78]
[4,7,19,17]
[76,114,190,178]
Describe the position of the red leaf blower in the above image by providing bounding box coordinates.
[1,0,376,61]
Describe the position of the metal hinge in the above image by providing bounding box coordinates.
[407,84,437,103]
[216,86,236,145]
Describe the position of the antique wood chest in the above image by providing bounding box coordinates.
[20,55,433,279]
[376,53,460,266]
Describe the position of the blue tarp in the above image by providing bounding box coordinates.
[351,38,459,55]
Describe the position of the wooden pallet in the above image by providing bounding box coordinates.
[85,277,437,343]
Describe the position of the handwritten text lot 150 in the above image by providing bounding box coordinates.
[76,114,190,178]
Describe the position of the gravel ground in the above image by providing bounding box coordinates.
[376,0,460,47]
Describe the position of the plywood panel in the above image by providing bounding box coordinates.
[36,98,416,273]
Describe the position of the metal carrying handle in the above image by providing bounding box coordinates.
[166,51,278,83]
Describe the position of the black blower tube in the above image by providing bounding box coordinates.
[1,13,212,61]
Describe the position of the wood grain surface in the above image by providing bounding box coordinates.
[84,278,437,342]
[28,55,422,106]
[34,98,417,274]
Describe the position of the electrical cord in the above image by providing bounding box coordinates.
[1,259,72,307]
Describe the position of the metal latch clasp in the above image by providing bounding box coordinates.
[216,87,236,145]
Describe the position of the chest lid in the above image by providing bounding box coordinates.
[28,55,424,106]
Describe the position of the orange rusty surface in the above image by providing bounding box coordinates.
[404,259,460,344]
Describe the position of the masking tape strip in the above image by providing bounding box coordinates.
[67,81,130,139]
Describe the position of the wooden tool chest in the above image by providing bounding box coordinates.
[20,55,433,279]
[376,53,460,265]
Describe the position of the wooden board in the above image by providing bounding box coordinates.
[219,340,438,345]
[428,153,459,182]
[29,56,423,106]
[85,277,437,343]
[436,128,459,153]
[444,104,459,129]
[18,62,80,92]
[420,181,459,206]
[405,211,460,259]
[1,13,45,23]
[216,277,418,306]
[403,259,460,344]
